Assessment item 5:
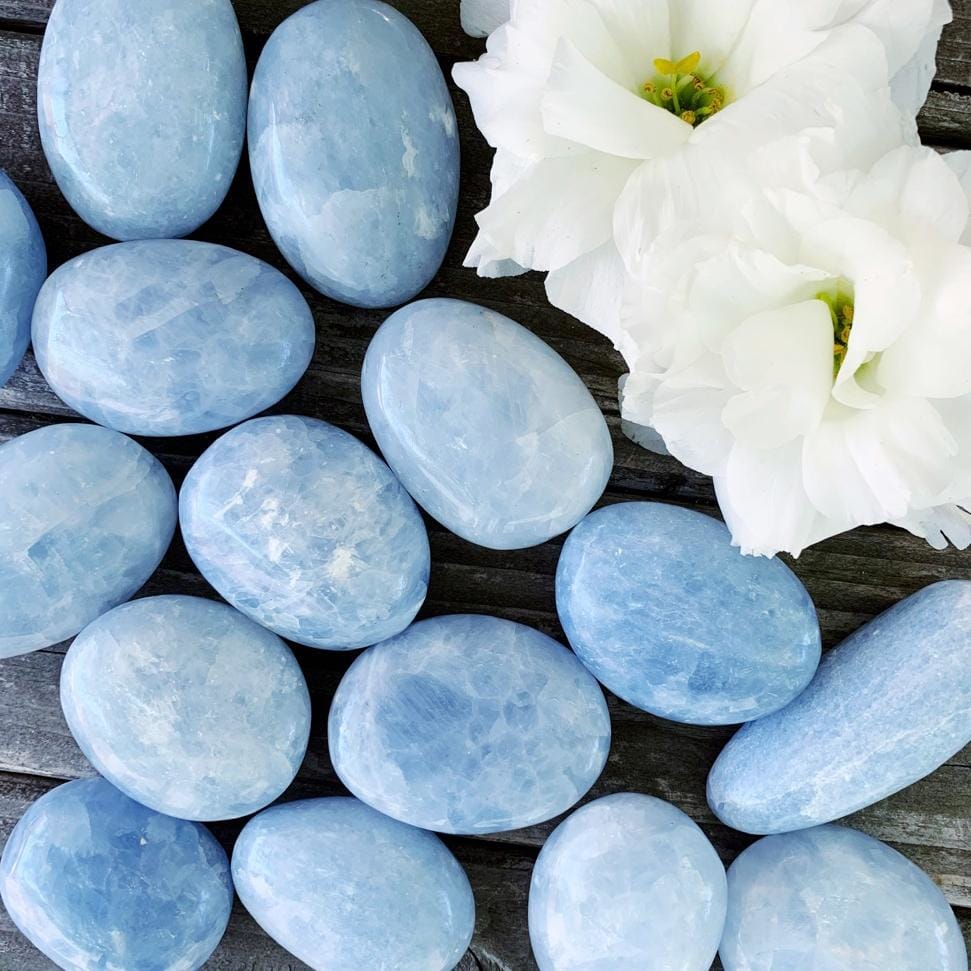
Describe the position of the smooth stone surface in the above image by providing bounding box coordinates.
[0,171,45,386]
[529,793,727,971]
[32,240,316,437]
[362,299,613,550]
[248,0,459,308]
[721,825,968,970]
[180,415,429,650]
[232,797,475,971]
[0,423,177,659]
[329,614,611,834]
[61,596,311,822]
[708,580,971,834]
[37,0,246,240]
[0,777,233,971]
[556,502,821,725]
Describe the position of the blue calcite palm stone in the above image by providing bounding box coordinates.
[529,793,727,971]
[721,825,967,970]
[248,0,459,307]
[0,777,233,971]
[37,0,246,240]
[329,614,611,834]
[556,502,821,725]
[709,580,971,834]
[181,415,430,650]
[32,241,316,437]
[0,424,176,659]
[362,299,614,549]
[232,798,475,971]
[60,596,311,822]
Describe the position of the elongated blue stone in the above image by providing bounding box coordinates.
[362,299,613,550]
[249,0,459,307]
[0,777,232,971]
[232,798,475,970]
[529,793,727,971]
[61,596,311,822]
[721,825,967,970]
[708,580,971,834]
[37,0,246,240]
[329,614,611,834]
[0,424,176,659]
[556,502,821,725]
[181,415,430,650]
[32,241,316,437]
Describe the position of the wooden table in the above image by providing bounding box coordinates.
[0,2,969,967]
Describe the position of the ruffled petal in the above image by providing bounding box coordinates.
[545,240,627,342]
[461,0,511,37]
[943,150,971,243]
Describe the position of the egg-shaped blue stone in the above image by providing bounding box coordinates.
[232,797,475,970]
[32,240,316,437]
[37,0,247,240]
[248,0,460,308]
[180,415,430,650]
[61,596,311,822]
[556,502,821,725]
[721,825,967,970]
[0,171,45,386]
[329,614,611,834]
[529,793,727,971]
[0,423,176,659]
[708,580,971,834]
[362,299,614,550]
[0,777,233,971]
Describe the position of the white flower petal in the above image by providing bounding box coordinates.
[896,504,971,550]
[545,240,627,342]
[887,0,952,115]
[618,375,671,455]
[669,0,757,78]
[943,150,971,244]
[588,0,671,83]
[461,0,511,37]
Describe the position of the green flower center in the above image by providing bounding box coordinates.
[817,285,855,378]
[640,51,729,126]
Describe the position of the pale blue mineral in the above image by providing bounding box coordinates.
[37,0,246,240]
[180,415,430,650]
[556,502,821,725]
[0,777,233,971]
[529,793,727,971]
[721,825,967,970]
[329,614,611,834]
[708,580,971,834]
[60,596,311,822]
[32,241,316,437]
[362,299,613,550]
[232,797,475,971]
[248,0,459,308]
[0,171,45,386]
[0,423,176,659]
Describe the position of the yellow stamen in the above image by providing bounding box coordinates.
[653,57,677,75]
[675,51,702,74]
[661,87,674,101]
[642,81,656,94]
[680,110,696,124]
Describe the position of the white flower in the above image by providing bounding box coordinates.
[462,0,511,37]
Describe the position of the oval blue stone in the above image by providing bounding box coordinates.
[32,240,316,437]
[248,0,460,307]
[0,777,233,971]
[61,595,311,822]
[232,797,475,970]
[708,580,971,834]
[362,299,614,550]
[556,502,821,725]
[0,423,176,659]
[37,0,247,240]
[329,614,611,834]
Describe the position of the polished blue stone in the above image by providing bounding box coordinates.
[0,777,233,971]
[0,424,176,659]
[32,240,316,437]
[708,580,971,834]
[248,0,460,308]
[556,502,821,725]
[232,797,475,970]
[61,595,311,822]
[529,793,727,971]
[721,825,967,970]
[362,299,613,550]
[37,0,246,240]
[181,415,430,650]
[329,614,611,834]
[0,171,45,386]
